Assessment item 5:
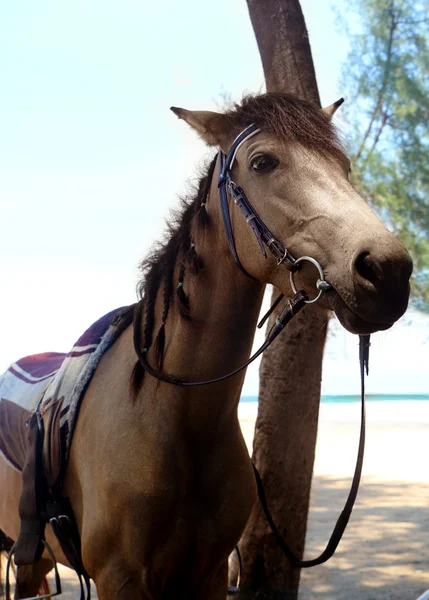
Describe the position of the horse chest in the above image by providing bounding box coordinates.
[96,431,255,566]
[123,472,253,597]
[132,439,254,534]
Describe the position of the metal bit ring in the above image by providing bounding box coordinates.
[290,256,331,304]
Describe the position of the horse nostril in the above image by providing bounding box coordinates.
[354,251,384,287]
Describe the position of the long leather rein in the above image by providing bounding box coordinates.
[133,124,369,570]
[133,290,308,387]
[254,335,369,569]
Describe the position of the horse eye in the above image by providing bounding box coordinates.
[250,154,279,173]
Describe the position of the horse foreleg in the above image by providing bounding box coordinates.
[93,560,229,600]
[92,558,148,600]
[14,558,52,599]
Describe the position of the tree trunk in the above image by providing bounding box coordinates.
[247,0,320,105]
[236,1,330,597]
[238,305,329,599]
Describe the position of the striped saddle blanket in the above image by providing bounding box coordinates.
[0,305,134,476]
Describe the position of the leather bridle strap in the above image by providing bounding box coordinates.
[218,150,256,281]
[218,124,298,279]
[133,290,308,387]
[252,334,370,568]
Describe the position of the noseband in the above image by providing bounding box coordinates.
[133,123,369,575]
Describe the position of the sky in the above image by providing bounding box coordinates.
[1,0,428,396]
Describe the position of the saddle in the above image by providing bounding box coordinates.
[0,305,135,599]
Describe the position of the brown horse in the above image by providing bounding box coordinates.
[0,93,412,599]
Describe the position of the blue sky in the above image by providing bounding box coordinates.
[1,0,428,395]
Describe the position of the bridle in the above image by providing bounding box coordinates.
[133,124,369,575]
[133,124,333,383]
[218,124,297,279]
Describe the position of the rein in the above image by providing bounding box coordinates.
[133,290,308,387]
[133,123,370,572]
[253,335,369,569]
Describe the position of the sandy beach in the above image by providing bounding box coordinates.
[8,400,429,599]
[239,400,429,600]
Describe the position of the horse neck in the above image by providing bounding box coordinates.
[141,165,265,427]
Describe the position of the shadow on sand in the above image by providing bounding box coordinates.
[300,476,429,600]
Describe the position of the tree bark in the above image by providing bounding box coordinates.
[247,0,320,105]
[236,1,331,597]
[238,305,329,599]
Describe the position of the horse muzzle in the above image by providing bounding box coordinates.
[325,240,413,334]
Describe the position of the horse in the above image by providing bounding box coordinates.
[0,92,412,599]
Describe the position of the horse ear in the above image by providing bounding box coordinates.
[170,107,231,148]
[321,98,344,120]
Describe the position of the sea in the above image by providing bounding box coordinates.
[240,393,429,404]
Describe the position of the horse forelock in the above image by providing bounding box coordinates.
[227,92,346,161]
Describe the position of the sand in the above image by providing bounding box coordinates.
[11,401,429,599]
[239,401,429,600]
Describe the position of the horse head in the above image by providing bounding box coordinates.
[172,93,412,335]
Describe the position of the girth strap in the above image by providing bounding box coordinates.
[11,409,91,599]
[45,498,91,599]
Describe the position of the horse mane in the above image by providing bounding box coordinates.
[135,155,216,377]
[133,92,344,386]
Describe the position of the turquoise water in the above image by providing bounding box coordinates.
[240,394,429,404]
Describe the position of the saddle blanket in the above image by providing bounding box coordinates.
[0,305,134,473]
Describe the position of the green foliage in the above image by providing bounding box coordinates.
[340,0,429,310]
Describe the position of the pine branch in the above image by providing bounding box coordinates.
[355,0,397,160]
[396,18,429,26]
[361,111,389,167]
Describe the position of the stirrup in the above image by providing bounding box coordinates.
[5,539,62,600]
